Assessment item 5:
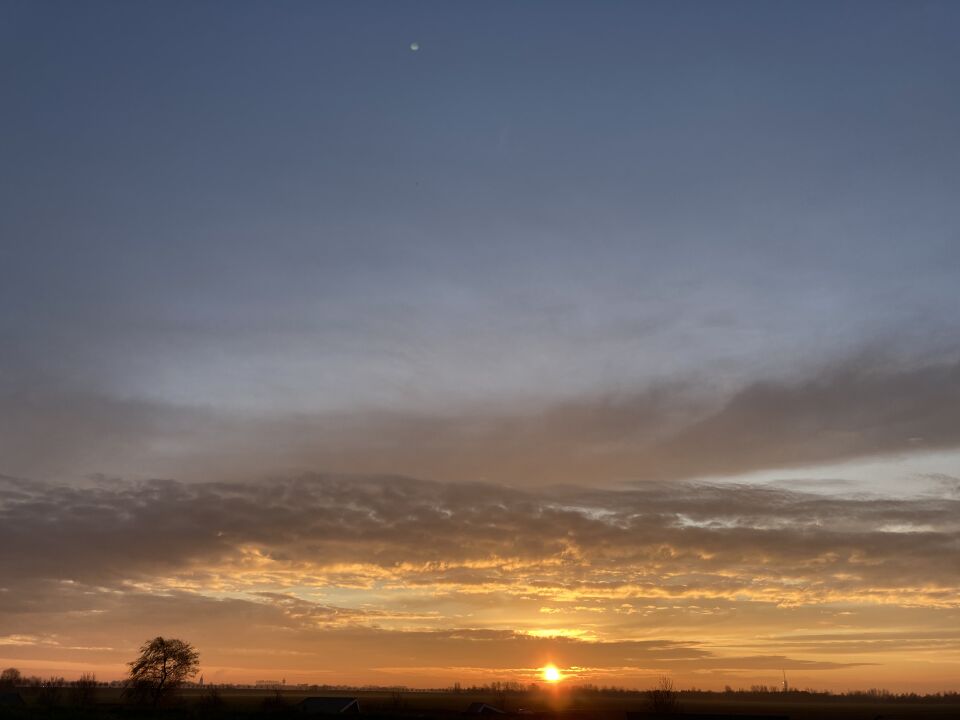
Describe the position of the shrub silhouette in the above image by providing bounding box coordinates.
[196,685,225,713]
[646,675,681,714]
[37,677,64,707]
[70,672,98,708]
[261,688,290,714]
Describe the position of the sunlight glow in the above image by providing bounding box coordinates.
[542,664,562,683]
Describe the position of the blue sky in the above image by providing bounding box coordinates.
[4,0,959,417]
[4,1,960,484]
[3,1,960,691]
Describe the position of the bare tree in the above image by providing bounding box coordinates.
[646,675,681,715]
[0,668,21,688]
[196,685,225,713]
[125,636,200,706]
[38,677,64,707]
[261,688,287,713]
[70,672,98,707]
[491,680,507,710]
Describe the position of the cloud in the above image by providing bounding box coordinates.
[2,474,959,603]
[4,359,960,486]
[2,474,958,686]
[642,360,960,479]
[0,585,865,682]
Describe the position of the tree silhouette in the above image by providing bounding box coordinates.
[646,675,681,715]
[70,672,98,708]
[0,668,20,688]
[125,637,200,705]
[37,676,64,707]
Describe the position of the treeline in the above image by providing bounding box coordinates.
[6,665,960,704]
[0,668,99,707]
[449,681,540,694]
[2,672,102,689]
[568,684,960,704]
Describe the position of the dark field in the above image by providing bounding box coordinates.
[3,688,960,720]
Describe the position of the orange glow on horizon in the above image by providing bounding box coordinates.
[542,664,562,683]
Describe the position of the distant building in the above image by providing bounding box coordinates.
[300,696,361,714]
[255,679,282,689]
[465,702,506,715]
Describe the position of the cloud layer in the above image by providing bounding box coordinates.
[5,359,960,487]
[2,474,959,689]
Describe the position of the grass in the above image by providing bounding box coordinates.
[3,687,960,719]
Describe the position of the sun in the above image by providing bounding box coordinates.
[542,664,562,683]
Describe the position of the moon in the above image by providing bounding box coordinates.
[410,42,420,52]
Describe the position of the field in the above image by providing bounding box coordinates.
[4,687,960,720]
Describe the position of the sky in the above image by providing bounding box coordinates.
[2,0,960,692]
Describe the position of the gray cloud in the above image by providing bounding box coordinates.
[644,359,960,479]
[4,359,960,486]
[2,474,958,602]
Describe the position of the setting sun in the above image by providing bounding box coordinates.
[542,664,562,683]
